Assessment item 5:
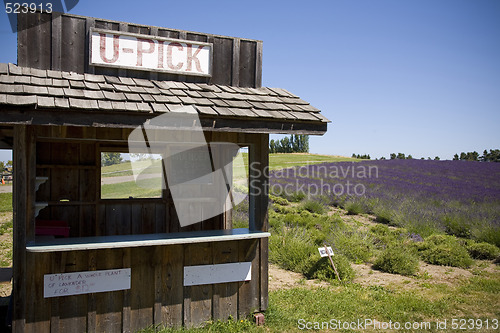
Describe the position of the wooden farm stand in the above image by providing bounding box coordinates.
[0,11,328,332]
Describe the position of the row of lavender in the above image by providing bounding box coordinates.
[269,159,500,246]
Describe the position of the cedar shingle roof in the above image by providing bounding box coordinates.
[0,63,329,124]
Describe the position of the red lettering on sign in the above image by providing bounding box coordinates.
[99,33,120,64]
[157,41,165,69]
[136,38,155,67]
[186,44,204,72]
[167,42,184,70]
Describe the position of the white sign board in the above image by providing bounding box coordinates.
[318,247,334,257]
[90,28,212,77]
[184,262,252,286]
[44,268,131,298]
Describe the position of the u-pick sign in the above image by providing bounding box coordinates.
[318,247,334,257]
[90,28,212,77]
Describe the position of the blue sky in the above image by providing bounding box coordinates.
[0,0,499,161]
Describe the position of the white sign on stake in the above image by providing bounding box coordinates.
[90,28,212,77]
[44,268,131,298]
[318,246,334,257]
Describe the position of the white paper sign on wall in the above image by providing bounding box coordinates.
[44,268,131,298]
[318,247,334,257]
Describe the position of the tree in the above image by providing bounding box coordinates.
[453,154,459,160]
[434,156,440,160]
[101,153,123,166]
[397,153,405,160]
[269,139,276,154]
[390,153,396,160]
[0,161,4,172]
[270,135,309,153]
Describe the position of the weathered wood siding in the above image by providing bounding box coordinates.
[17,12,263,87]
[24,239,264,332]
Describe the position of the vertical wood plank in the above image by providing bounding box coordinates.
[162,245,184,327]
[25,252,51,333]
[238,239,259,318]
[184,243,212,328]
[142,203,156,234]
[155,203,166,233]
[231,38,240,87]
[255,41,263,88]
[122,247,131,333]
[49,252,64,333]
[130,247,155,331]
[249,134,269,232]
[56,251,88,332]
[153,246,162,325]
[17,12,28,67]
[239,40,257,88]
[211,37,233,86]
[61,15,86,73]
[85,17,96,74]
[95,249,124,333]
[212,241,238,321]
[87,250,97,332]
[12,125,35,333]
[51,13,62,71]
[259,238,269,311]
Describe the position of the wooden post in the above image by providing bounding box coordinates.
[324,245,341,282]
[12,125,36,332]
[248,134,269,311]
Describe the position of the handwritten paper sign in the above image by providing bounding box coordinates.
[44,268,131,298]
[318,247,334,257]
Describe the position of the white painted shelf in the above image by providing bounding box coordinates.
[26,228,270,252]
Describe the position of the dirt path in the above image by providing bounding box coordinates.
[0,185,12,193]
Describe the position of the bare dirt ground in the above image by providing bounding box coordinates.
[0,185,12,194]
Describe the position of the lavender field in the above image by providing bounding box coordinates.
[269,159,500,246]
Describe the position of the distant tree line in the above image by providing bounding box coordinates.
[351,153,371,159]
[453,149,500,162]
[351,149,499,162]
[270,135,309,153]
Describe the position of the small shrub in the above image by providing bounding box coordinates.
[270,194,290,206]
[328,228,373,263]
[372,206,393,224]
[269,226,316,272]
[417,235,473,268]
[373,247,419,276]
[301,253,355,282]
[345,200,363,215]
[442,215,471,238]
[288,191,306,203]
[300,200,326,215]
[467,242,500,260]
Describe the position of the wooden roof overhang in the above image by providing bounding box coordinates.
[0,63,329,136]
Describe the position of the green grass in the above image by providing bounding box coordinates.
[0,193,12,212]
[268,153,356,170]
[101,179,163,199]
[101,159,163,177]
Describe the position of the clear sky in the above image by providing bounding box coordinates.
[0,0,499,162]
